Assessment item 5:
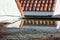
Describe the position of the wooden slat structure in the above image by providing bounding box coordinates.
[24,20,57,26]
[18,0,56,11]
[19,19,57,29]
[16,0,57,17]
[16,0,24,17]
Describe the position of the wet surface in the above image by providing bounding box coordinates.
[0,19,60,40]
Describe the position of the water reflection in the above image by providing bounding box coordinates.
[5,19,60,29]
[21,19,57,28]
[0,19,60,40]
[56,21,60,29]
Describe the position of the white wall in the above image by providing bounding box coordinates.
[54,0,60,15]
[0,0,21,22]
[0,0,20,16]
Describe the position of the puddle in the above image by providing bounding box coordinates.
[0,19,60,40]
